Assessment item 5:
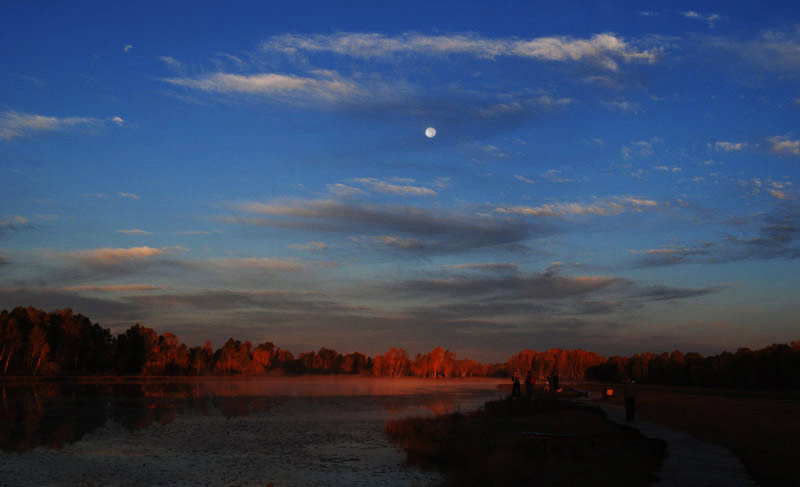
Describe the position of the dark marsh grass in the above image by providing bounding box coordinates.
[386,397,665,486]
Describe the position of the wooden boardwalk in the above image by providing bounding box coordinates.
[595,401,758,486]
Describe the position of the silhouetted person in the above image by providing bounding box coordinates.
[524,370,534,398]
[551,372,559,391]
[512,375,521,397]
[624,379,638,421]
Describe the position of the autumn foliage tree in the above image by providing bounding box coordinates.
[2,307,799,390]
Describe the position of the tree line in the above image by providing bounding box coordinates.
[1,306,798,389]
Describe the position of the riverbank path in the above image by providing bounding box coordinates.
[590,396,758,487]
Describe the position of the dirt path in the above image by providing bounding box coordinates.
[594,401,758,487]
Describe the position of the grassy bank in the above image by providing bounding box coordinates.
[386,396,665,486]
[594,383,799,486]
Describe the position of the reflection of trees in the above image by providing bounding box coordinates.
[0,382,278,453]
[1,384,108,453]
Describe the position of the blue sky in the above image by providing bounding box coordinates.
[1,1,798,361]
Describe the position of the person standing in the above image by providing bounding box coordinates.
[512,374,521,397]
[524,370,534,398]
[624,379,638,421]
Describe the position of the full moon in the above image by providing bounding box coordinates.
[425,127,437,138]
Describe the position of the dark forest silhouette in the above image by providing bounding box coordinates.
[1,306,799,389]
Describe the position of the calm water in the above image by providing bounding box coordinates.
[0,377,501,486]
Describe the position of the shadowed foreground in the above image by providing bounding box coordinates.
[386,397,666,486]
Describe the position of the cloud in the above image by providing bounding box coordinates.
[0,111,103,140]
[602,99,642,114]
[621,138,660,159]
[225,198,547,254]
[157,56,183,72]
[368,235,426,250]
[327,183,365,197]
[124,44,133,52]
[118,192,140,200]
[445,262,519,272]
[392,272,619,300]
[288,241,328,251]
[62,246,167,268]
[61,284,163,292]
[653,166,682,172]
[110,116,125,125]
[127,289,369,316]
[711,141,747,152]
[513,175,535,184]
[477,96,572,118]
[682,11,722,28]
[262,32,661,70]
[632,283,723,301]
[162,71,362,104]
[540,169,577,183]
[0,215,30,235]
[628,246,712,267]
[632,205,800,266]
[494,196,659,218]
[385,267,722,323]
[353,177,436,196]
[768,135,800,155]
[179,229,223,235]
[14,74,46,87]
[117,229,152,235]
[208,257,303,271]
[768,189,792,200]
[0,288,141,323]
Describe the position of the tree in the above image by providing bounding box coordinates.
[116,325,158,374]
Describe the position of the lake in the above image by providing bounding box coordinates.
[0,377,502,486]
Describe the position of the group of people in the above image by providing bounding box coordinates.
[511,370,560,398]
[509,371,639,422]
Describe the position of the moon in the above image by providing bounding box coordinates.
[425,127,437,138]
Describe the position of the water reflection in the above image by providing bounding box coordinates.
[1,378,494,453]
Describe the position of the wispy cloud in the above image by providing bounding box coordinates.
[711,141,747,152]
[209,257,303,271]
[117,229,151,235]
[118,192,140,200]
[628,246,712,267]
[445,262,519,272]
[163,70,362,104]
[225,198,547,254]
[513,174,535,184]
[61,284,163,292]
[495,196,659,218]
[327,183,365,197]
[621,137,662,159]
[768,135,800,155]
[124,44,133,53]
[288,241,329,251]
[0,111,103,140]
[262,32,661,71]
[602,99,642,114]
[682,11,723,28]
[0,215,31,235]
[353,177,436,196]
[157,55,184,72]
[62,246,168,267]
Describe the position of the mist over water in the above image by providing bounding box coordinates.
[1,377,501,486]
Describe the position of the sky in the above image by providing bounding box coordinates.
[1,1,799,362]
